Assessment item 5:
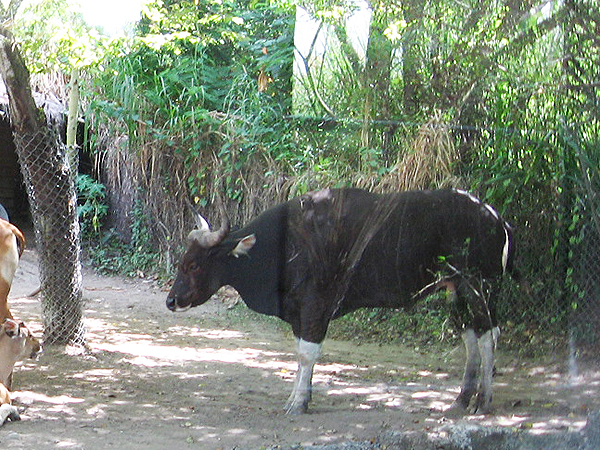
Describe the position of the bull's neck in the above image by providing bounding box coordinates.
[223,253,257,300]
[219,225,284,317]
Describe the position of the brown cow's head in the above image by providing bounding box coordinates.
[0,318,42,386]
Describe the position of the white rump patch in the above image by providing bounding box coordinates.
[501,225,510,273]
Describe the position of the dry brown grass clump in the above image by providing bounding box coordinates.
[376,110,463,193]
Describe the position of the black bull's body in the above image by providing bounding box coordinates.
[167,188,515,414]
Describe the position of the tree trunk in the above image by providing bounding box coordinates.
[362,8,394,159]
[402,0,425,120]
[66,68,80,175]
[0,27,85,345]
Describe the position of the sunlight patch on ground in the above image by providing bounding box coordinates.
[14,390,86,416]
[72,368,119,381]
[89,338,292,375]
[167,327,246,340]
[328,381,459,411]
[467,412,588,433]
[14,391,85,406]
[197,329,245,339]
[54,439,81,448]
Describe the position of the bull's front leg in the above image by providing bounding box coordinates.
[284,338,322,414]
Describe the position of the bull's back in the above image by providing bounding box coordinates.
[339,189,510,312]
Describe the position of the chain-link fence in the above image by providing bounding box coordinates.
[281,117,600,355]
[568,183,600,352]
[494,179,600,354]
[14,126,85,346]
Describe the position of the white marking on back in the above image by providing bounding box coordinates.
[454,189,509,273]
[484,203,500,220]
[454,189,481,205]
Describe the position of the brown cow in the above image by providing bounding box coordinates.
[0,318,41,425]
[0,217,26,323]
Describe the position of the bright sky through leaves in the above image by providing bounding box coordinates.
[75,0,147,36]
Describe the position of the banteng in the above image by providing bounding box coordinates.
[167,188,516,414]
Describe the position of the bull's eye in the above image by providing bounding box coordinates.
[187,262,200,273]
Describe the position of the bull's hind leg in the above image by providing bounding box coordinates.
[444,282,480,412]
[450,328,481,412]
[285,338,321,414]
[473,327,500,414]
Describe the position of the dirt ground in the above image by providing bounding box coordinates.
[2,248,599,449]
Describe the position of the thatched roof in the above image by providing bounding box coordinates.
[0,79,65,125]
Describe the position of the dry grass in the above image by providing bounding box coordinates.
[376,110,463,192]
[95,110,464,273]
[96,117,293,268]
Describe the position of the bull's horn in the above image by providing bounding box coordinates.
[187,199,230,248]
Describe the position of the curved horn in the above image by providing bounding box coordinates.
[186,199,230,248]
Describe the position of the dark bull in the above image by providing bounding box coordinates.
[167,188,516,414]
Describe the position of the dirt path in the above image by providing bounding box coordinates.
[2,249,599,449]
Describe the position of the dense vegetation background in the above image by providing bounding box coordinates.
[6,0,599,352]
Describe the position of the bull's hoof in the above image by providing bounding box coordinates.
[444,401,468,418]
[284,400,308,415]
[471,393,493,415]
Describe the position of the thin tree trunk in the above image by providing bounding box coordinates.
[362,9,394,159]
[66,68,80,175]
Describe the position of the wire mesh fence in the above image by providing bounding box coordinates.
[10,113,599,357]
[283,117,600,355]
[569,191,600,352]
[13,126,85,346]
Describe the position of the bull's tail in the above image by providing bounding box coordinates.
[502,221,520,282]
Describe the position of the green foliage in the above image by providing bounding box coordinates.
[77,174,108,239]
[12,0,106,72]
[329,293,456,346]
[90,0,295,164]
[86,200,161,278]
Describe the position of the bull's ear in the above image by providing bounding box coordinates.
[230,234,256,258]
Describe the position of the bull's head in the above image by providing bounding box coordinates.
[166,208,230,312]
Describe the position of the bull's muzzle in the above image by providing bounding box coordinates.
[166,296,191,312]
[166,296,177,311]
